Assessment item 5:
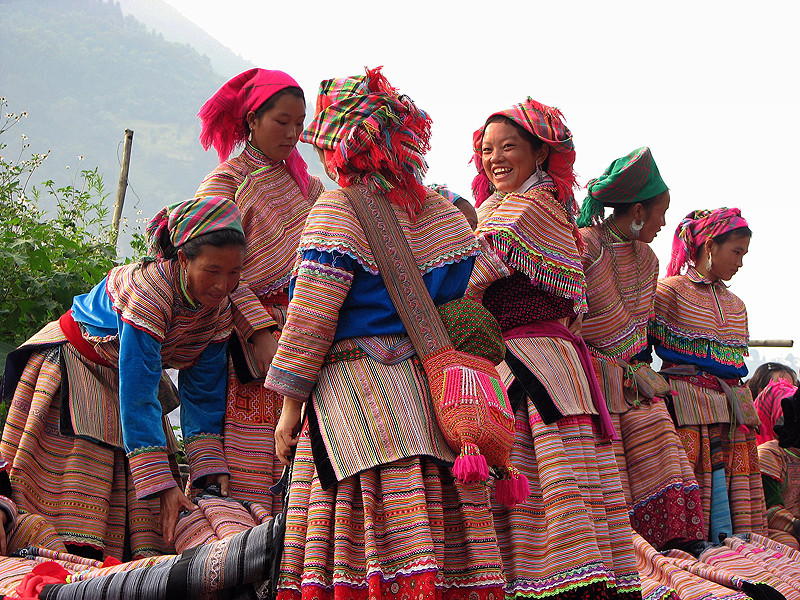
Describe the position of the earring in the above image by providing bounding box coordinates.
[706,252,713,271]
[629,218,644,238]
[534,162,544,180]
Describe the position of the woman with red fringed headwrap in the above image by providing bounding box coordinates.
[467,99,642,600]
[648,208,767,543]
[192,69,326,522]
[264,67,506,600]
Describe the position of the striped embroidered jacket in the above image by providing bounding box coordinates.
[196,142,325,340]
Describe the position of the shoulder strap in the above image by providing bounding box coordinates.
[340,185,452,359]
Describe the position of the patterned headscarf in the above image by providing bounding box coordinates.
[576,147,668,228]
[146,196,244,258]
[755,378,799,445]
[302,66,432,216]
[666,207,749,276]
[472,97,577,210]
[198,68,311,197]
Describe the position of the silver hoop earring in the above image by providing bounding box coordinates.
[534,162,544,180]
[629,219,644,238]
[706,252,713,271]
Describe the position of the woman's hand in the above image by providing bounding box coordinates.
[275,397,303,466]
[212,473,230,497]
[251,329,279,375]
[158,486,196,547]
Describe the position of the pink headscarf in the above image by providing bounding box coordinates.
[198,68,311,197]
[755,377,799,445]
[666,207,749,276]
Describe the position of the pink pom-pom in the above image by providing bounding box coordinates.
[494,472,530,507]
[739,424,750,434]
[453,446,489,483]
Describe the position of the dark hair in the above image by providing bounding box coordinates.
[713,225,753,246]
[748,362,798,397]
[249,86,305,129]
[157,228,246,261]
[612,189,669,218]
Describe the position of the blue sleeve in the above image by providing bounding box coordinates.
[118,320,166,453]
[178,341,228,440]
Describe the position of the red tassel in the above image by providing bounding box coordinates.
[495,472,530,507]
[453,444,489,483]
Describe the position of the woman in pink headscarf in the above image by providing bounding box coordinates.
[649,208,764,542]
[193,69,325,517]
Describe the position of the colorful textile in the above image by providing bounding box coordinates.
[197,67,311,195]
[197,150,324,342]
[651,267,749,377]
[755,378,799,445]
[276,427,505,600]
[472,97,577,208]
[145,195,243,258]
[580,224,658,360]
[666,208,749,277]
[473,186,588,313]
[483,271,574,330]
[577,147,668,228]
[173,493,271,553]
[427,182,465,204]
[759,440,800,534]
[491,397,641,599]
[301,66,432,215]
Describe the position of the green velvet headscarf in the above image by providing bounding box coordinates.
[577,147,668,227]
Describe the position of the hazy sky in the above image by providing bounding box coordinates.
[163,0,798,356]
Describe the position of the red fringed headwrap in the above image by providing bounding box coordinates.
[301,67,432,218]
[666,207,750,276]
[198,68,311,197]
[471,97,578,212]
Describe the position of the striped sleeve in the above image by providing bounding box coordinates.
[466,237,511,300]
[265,250,354,400]
[230,281,278,340]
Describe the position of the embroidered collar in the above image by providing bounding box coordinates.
[686,265,729,288]
[604,218,630,243]
[242,141,278,169]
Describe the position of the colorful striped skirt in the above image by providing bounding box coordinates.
[675,420,768,540]
[277,425,505,600]
[592,356,705,548]
[0,346,166,559]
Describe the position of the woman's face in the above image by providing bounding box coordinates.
[481,121,548,193]
[247,93,306,162]
[178,244,244,307]
[637,191,671,244]
[707,233,750,281]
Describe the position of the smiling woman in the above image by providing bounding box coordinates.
[0,196,245,560]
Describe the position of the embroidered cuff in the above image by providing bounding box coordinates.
[264,366,314,402]
[184,434,229,487]
[127,447,177,499]
[0,495,17,533]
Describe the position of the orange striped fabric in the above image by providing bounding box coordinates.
[580,225,658,360]
[196,147,324,339]
[651,270,748,368]
[475,187,587,312]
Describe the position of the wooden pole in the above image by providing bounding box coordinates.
[749,340,794,348]
[111,129,134,245]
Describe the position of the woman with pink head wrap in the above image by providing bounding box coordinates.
[191,69,326,520]
[649,207,763,543]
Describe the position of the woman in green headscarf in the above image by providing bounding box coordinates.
[576,147,705,550]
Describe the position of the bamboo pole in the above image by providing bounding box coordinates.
[111,129,134,245]
[749,340,794,347]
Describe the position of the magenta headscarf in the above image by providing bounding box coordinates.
[755,377,799,445]
[666,207,749,276]
[198,68,311,197]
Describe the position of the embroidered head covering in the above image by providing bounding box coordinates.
[427,183,465,204]
[146,196,244,258]
[666,207,750,276]
[576,147,668,227]
[302,66,432,216]
[198,68,311,197]
[471,97,577,210]
[756,377,799,445]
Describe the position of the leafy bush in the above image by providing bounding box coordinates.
[0,98,122,345]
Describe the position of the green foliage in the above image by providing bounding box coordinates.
[0,98,121,345]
